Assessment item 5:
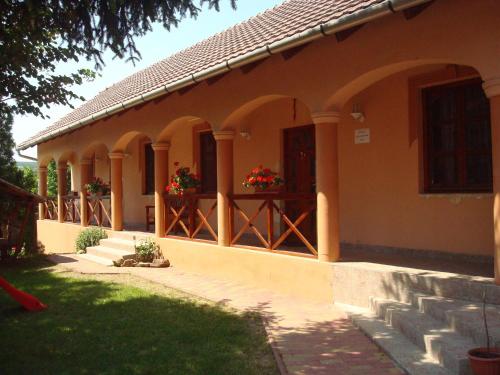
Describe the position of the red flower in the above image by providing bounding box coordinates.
[174,161,179,166]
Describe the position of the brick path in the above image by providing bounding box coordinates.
[48,254,403,375]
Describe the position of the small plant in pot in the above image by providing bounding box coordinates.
[468,290,500,375]
[165,162,200,196]
[243,165,284,193]
[135,238,159,263]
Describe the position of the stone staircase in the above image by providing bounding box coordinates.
[77,231,151,266]
[333,262,500,375]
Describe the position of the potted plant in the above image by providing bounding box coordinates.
[243,165,284,193]
[468,290,500,375]
[85,177,110,197]
[165,162,200,196]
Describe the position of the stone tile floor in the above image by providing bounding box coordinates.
[48,253,404,375]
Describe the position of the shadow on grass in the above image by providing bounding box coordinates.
[0,258,277,375]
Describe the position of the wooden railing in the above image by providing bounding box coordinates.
[63,194,81,223]
[227,193,317,257]
[43,198,58,220]
[87,195,111,227]
[164,193,218,242]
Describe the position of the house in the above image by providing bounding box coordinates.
[18,0,500,299]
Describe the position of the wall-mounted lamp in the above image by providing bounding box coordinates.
[240,130,251,141]
[350,103,365,123]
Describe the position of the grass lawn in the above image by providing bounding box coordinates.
[0,257,278,375]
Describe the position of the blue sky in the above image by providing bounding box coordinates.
[13,0,284,160]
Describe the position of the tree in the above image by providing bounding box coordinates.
[0,110,23,185]
[46,160,71,197]
[20,167,38,194]
[0,0,236,120]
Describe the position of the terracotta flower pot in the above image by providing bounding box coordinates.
[468,348,500,375]
[182,187,197,195]
[254,185,283,193]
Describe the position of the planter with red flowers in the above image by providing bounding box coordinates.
[165,162,201,196]
[85,177,110,197]
[243,165,284,193]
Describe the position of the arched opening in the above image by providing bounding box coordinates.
[55,151,78,223]
[221,95,318,255]
[326,62,493,277]
[112,131,154,231]
[80,143,111,227]
[156,116,218,241]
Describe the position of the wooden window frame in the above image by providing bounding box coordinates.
[408,65,492,194]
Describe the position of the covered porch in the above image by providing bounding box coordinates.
[36,63,498,281]
[30,0,500,286]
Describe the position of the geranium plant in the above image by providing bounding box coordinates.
[243,165,284,190]
[85,177,110,196]
[165,162,200,196]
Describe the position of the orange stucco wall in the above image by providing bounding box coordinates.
[36,0,500,257]
[338,68,494,255]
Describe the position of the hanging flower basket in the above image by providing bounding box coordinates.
[243,165,284,193]
[165,162,200,197]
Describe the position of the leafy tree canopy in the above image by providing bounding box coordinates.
[0,111,23,185]
[0,0,236,119]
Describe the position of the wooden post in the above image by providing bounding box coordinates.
[80,159,91,227]
[267,199,274,249]
[483,78,500,285]
[213,130,234,247]
[312,112,341,262]
[57,163,67,223]
[152,142,170,237]
[109,152,124,231]
[38,166,47,220]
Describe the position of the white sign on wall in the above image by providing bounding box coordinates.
[354,128,370,144]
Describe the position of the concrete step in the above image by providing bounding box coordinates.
[370,297,475,375]
[331,262,500,307]
[338,303,454,375]
[409,292,500,348]
[76,253,114,266]
[86,246,135,262]
[108,230,152,242]
[99,238,136,252]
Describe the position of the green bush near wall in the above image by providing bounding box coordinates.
[75,228,107,254]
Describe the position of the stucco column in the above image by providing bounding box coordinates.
[483,78,500,285]
[80,159,91,227]
[213,130,234,247]
[312,111,341,262]
[109,152,124,231]
[57,163,67,223]
[38,166,47,220]
[152,142,170,238]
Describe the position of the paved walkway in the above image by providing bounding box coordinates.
[48,254,403,375]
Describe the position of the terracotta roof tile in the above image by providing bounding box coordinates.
[20,0,385,148]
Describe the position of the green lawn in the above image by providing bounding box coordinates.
[0,258,278,375]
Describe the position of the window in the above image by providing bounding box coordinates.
[423,79,492,193]
[144,143,155,195]
[199,132,217,193]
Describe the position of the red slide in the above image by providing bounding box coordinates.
[0,276,47,311]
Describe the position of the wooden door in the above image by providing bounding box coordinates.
[283,125,316,245]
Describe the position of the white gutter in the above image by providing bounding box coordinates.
[17,150,38,162]
[17,0,433,151]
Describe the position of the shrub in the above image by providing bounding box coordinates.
[75,228,107,253]
[135,238,159,262]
